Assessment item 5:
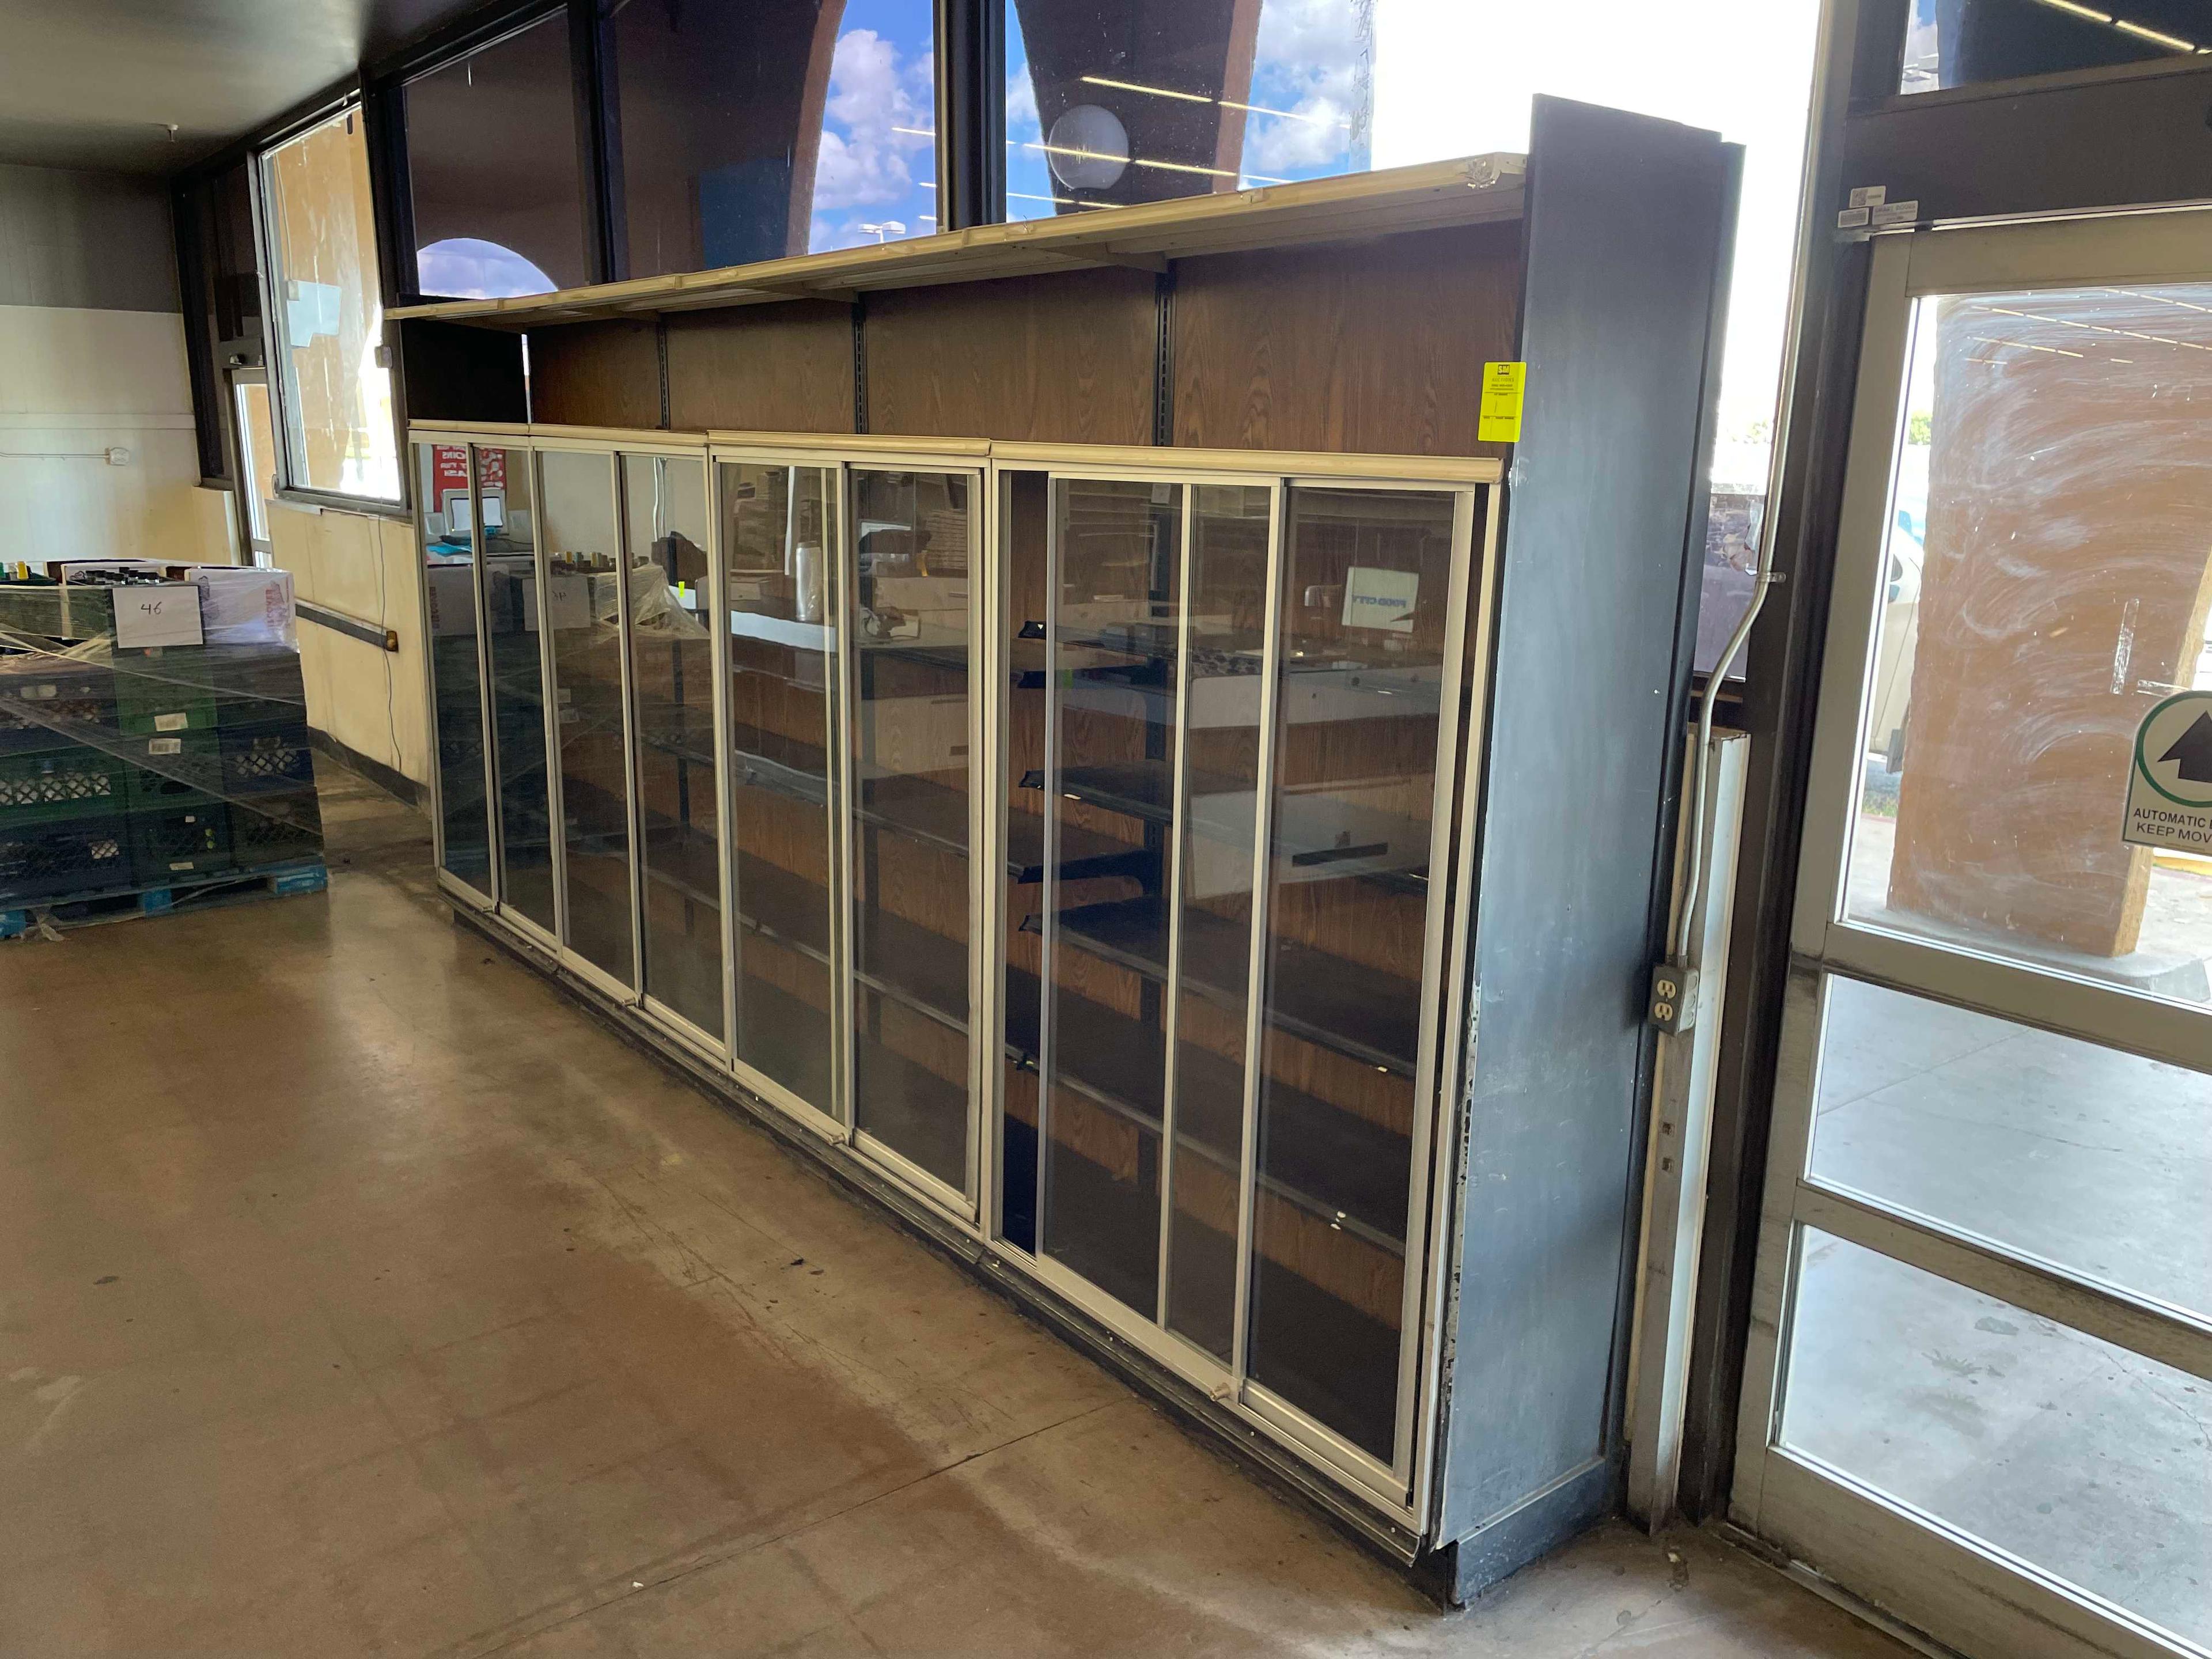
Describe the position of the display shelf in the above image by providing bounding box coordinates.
[730,852,969,1036]
[1022,760,1425,893]
[1004,971,1410,1249]
[391,153,1527,332]
[638,817,721,911]
[1021,760,1240,829]
[1028,892,1421,1076]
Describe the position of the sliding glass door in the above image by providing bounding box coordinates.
[537,446,635,989]
[721,460,843,1123]
[623,450,725,1047]
[1005,464,1479,1494]
[844,466,980,1198]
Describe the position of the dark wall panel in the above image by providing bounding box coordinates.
[665,302,855,433]
[399,319,527,425]
[526,319,661,429]
[0,162,178,312]
[865,267,1157,444]
[1172,221,1523,458]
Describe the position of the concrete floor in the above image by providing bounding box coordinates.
[0,761,1911,1659]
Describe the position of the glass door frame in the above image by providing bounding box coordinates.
[477,436,562,957]
[1733,217,2212,1659]
[412,423,507,919]
[530,433,644,1006]
[613,433,730,1066]
[707,435,993,1224]
[979,445,1503,1525]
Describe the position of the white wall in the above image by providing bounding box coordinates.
[0,164,235,567]
[0,305,234,564]
[268,501,431,788]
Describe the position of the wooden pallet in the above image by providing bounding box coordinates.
[0,859,327,940]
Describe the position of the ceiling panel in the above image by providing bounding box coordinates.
[0,0,488,174]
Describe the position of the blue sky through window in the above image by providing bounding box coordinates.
[810,0,940,251]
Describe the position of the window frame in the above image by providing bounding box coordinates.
[254,96,408,514]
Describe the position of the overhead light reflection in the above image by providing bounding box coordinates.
[1076,72,1353,131]
[2115,16,2197,48]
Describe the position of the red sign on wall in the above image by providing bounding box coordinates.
[431,445,505,518]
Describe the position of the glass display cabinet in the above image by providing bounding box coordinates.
[415,425,1488,1527]
[994,460,1478,1490]
[398,93,1734,1601]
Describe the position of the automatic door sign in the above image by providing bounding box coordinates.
[2124,691,2212,851]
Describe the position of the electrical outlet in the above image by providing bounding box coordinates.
[1648,963,1699,1035]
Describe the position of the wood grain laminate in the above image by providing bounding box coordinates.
[865,268,1157,444]
[665,302,855,433]
[527,320,662,430]
[1172,221,1524,457]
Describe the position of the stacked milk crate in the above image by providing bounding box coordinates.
[0,563,325,931]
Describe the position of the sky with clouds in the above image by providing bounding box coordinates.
[809,2,940,251]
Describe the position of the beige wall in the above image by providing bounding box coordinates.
[0,304,234,566]
[268,501,431,787]
[0,163,234,568]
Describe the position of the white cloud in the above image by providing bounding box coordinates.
[1006,63,1040,137]
[812,28,934,214]
[1247,93,1354,172]
[1244,0,1368,170]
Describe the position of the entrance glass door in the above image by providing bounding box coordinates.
[1736,217,2212,1659]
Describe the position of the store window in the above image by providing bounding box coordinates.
[1004,0,1365,217]
[602,0,937,274]
[260,107,402,502]
[1899,0,2209,94]
[1003,0,1820,675]
[404,11,589,297]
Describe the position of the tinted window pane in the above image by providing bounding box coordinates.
[1003,0,1367,219]
[610,0,938,274]
[406,13,586,297]
[263,109,399,500]
[1901,0,2207,94]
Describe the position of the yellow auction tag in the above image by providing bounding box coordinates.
[1478,361,1527,443]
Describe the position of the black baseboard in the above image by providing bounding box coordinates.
[309,729,423,808]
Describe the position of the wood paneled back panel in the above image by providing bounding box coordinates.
[527,319,662,430]
[666,302,855,433]
[1171,221,1524,457]
[864,267,1157,444]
